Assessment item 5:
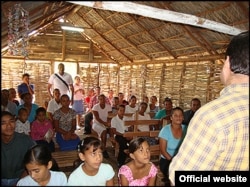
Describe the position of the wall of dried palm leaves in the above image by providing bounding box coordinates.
[2,58,224,110]
[1,59,51,107]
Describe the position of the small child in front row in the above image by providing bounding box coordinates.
[16,144,67,186]
[67,136,115,186]
[118,137,158,186]
[15,107,30,135]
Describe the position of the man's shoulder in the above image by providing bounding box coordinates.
[184,109,191,114]
[158,109,165,113]
[63,72,72,77]
[50,73,57,77]
[111,114,119,121]
[92,103,99,109]
[105,103,112,109]
[8,100,17,106]
[15,132,33,141]
[17,83,25,88]
[49,73,56,80]
[49,98,58,104]
[32,103,39,108]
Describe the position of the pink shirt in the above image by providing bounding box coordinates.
[30,119,54,141]
[73,83,84,100]
[118,162,158,186]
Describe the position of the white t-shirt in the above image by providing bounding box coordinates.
[92,103,112,126]
[16,170,67,186]
[124,104,138,121]
[15,119,30,135]
[133,113,151,131]
[111,114,127,134]
[47,98,62,114]
[48,72,73,96]
[67,163,115,186]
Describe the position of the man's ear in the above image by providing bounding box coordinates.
[225,56,231,71]
[47,160,53,170]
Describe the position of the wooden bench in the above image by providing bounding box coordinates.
[122,117,161,158]
[112,112,160,158]
[52,150,79,168]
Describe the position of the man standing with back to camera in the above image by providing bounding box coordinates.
[169,31,249,186]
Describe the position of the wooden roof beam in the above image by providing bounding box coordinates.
[68,1,245,35]
[127,54,225,65]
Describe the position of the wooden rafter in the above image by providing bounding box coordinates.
[68,1,245,35]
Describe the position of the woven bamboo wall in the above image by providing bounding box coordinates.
[1,59,51,107]
[2,59,224,110]
[79,63,119,95]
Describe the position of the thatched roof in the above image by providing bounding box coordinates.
[1,1,249,65]
[1,2,249,109]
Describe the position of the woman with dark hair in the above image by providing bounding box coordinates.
[158,107,187,184]
[118,137,157,186]
[53,94,80,151]
[16,144,67,186]
[68,136,115,186]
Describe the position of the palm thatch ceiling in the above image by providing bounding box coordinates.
[1,1,249,66]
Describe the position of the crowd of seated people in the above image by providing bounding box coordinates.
[1,85,204,186]
[1,84,199,141]
[2,31,248,186]
[1,75,200,187]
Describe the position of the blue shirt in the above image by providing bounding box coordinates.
[154,109,168,119]
[158,124,187,157]
[17,83,34,96]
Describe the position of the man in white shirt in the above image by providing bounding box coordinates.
[110,104,131,168]
[47,88,62,124]
[47,63,74,104]
[92,94,112,158]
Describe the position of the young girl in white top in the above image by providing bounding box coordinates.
[17,144,67,186]
[67,136,115,186]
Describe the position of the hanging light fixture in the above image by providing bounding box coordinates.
[61,25,84,32]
